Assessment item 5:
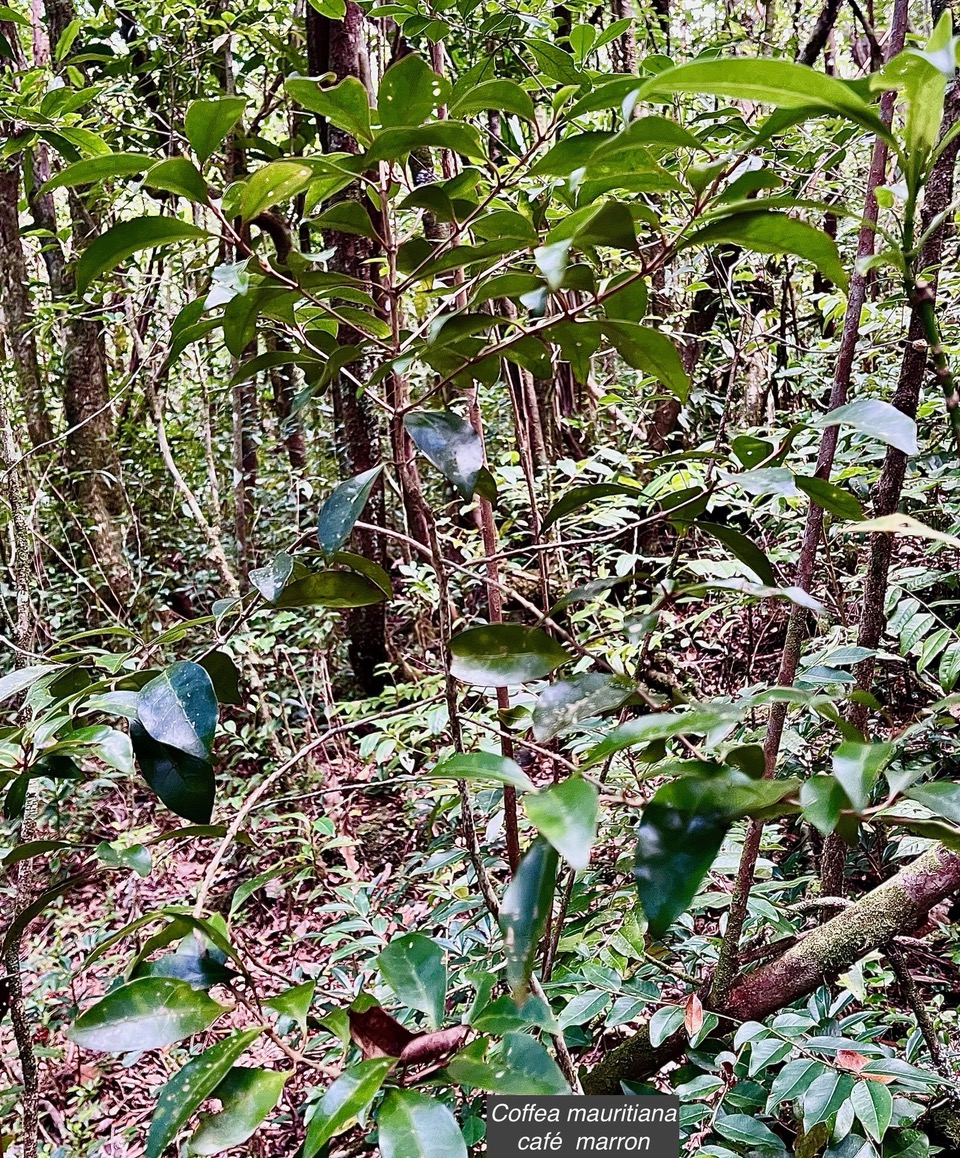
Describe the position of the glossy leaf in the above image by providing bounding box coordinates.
[377,1089,467,1158]
[41,152,154,192]
[499,838,558,1000]
[317,465,382,557]
[582,702,745,766]
[532,672,635,741]
[446,1032,567,1094]
[841,512,960,548]
[686,211,847,291]
[378,53,450,128]
[832,741,894,812]
[285,76,373,145]
[303,1057,396,1157]
[448,79,535,122]
[851,1078,893,1142]
[905,781,960,823]
[185,96,246,162]
[377,933,446,1029]
[138,661,218,760]
[430,751,535,792]
[198,651,242,706]
[524,777,598,871]
[189,1067,287,1155]
[601,321,689,400]
[68,977,225,1052]
[273,570,387,608]
[694,521,776,586]
[145,157,209,203]
[540,482,641,532]
[76,218,209,294]
[796,476,865,520]
[449,625,570,686]
[403,410,483,500]
[264,980,315,1030]
[130,721,215,824]
[249,551,304,601]
[145,1028,261,1158]
[803,1071,856,1130]
[240,161,314,221]
[634,782,729,938]
[813,399,918,456]
[800,774,850,836]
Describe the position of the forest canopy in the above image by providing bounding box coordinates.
[3,0,960,1155]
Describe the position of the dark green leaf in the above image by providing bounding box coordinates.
[378,1088,467,1158]
[905,781,960,823]
[264,981,315,1030]
[198,651,242,707]
[365,122,485,164]
[250,552,306,602]
[76,218,209,294]
[130,721,215,825]
[449,625,571,686]
[532,673,635,741]
[582,703,745,767]
[189,1067,287,1155]
[273,570,387,608]
[185,97,246,163]
[601,321,689,400]
[446,1033,567,1093]
[803,1071,856,1130]
[541,483,641,532]
[800,774,849,836]
[634,780,729,938]
[796,476,865,520]
[448,79,535,122]
[305,1057,396,1157]
[67,977,225,1052]
[694,521,776,586]
[403,410,483,499]
[524,777,598,871]
[138,661,218,760]
[377,933,446,1028]
[851,1079,893,1143]
[832,740,893,812]
[317,466,382,557]
[499,838,558,1000]
[145,1028,261,1158]
[312,198,379,239]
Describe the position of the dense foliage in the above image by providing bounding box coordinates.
[4,0,960,1154]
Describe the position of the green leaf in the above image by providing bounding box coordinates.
[832,740,893,812]
[378,53,450,127]
[449,625,570,686]
[377,933,446,1029]
[377,1089,467,1158]
[198,651,242,707]
[636,57,888,137]
[648,1004,684,1047]
[905,781,960,823]
[430,751,535,792]
[803,1071,856,1130]
[304,1058,396,1158]
[694,521,776,586]
[796,476,865,520]
[448,79,535,122]
[240,161,314,221]
[67,977,225,1053]
[634,780,729,938]
[532,672,635,741]
[250,551,305,602]
[446,1033,567,1093]
[541,483,641,532]
[76,217,209,295]
[312,199,379,239]
[130,721,215,825]
[185,96,246,162]
[317,466,382,558]
[470,994,556,1035]
[686,211,847,291]
[365,122,485,164]
[0,664,58,702]
[146,1028,261,1158]
[524,777,598,871]
[851,1079,893,1143]
[767,1059,828,1109]
[582,702,745,767]
[800,774,850,837]
[403,410,483,499]
[41,152,155,192]
[272,570,387,608]
[601,321,689,400]
[499,838,558,1000]
[285,76,373,145]
[145,158,210,203]
[264,981,315,1030]
[714,1114,784,1151]
[138,661,218,760]
[812,399,918,456]
[189,1067,287,1155]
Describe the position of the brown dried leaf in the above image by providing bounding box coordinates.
[684,993,703,1036]
[348,1005,416,1059]
[398,1025,470,1069]
[835,1049,868,1072]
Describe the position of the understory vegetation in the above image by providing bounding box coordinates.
[5,0,960,1154]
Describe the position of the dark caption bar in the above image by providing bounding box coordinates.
[485,1095,681,1156]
